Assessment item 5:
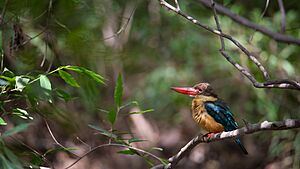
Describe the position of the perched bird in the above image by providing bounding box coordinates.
[171,82,248,154]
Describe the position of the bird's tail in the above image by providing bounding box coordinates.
[234,138,248,155]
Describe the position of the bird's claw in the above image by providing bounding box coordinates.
[207,133,215,138]
[204,132,219,138]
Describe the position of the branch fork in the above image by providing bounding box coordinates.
[158,0,300,90]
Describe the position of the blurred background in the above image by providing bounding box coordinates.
[0,0,300,168]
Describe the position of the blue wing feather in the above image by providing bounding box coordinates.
[204,100,237,131]
[204,100,248,154]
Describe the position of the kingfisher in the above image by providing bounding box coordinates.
[171,83,248,154]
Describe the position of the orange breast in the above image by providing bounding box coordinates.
[198,112,224,132]
[192,96,224,133]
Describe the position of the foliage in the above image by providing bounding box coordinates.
[0,0,299,169]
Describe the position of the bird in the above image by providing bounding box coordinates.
[171,82,248,154]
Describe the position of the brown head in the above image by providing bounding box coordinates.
[171,82,217,97]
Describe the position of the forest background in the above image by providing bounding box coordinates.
[0,0,300,169]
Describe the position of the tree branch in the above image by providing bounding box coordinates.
[44,119,79,157]
[151,119,300,169]
[277,0,286,33]
[65,143,165,169]
[197,0,300,45]
[158,0,300,91]
[160,0,269,80]
[210,0,224,50]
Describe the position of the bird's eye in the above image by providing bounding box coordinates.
[195,87,202,93]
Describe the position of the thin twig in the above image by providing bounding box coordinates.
[151,119,300,169]
[0,52,3,71]
[210,0,224,50]
[76,136,92,150]
[174,0,180,11]
[32,10,47,21]
[64,143,164,169]
[10,136,54,168]
[103,4,137,41]
[197,0,300,45]
[44,119,79,157]
[277,0,286,33]
[10,28,47,51]
[40,0,53,68]
[260,0,270,18]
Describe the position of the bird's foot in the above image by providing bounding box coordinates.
[204,132,219,138]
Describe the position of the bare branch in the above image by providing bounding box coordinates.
[210,0,224,50]
[159,0,178,12]
[260,0,270,18]
[159,0,270,78]
[277,0,286,33]
[151,119,300,169]
[197,0,300,45]
[174,0,181,11]
[160,0,269,79]
[158,0,300,90]
[209,0,264,88]
[65,143,164,169]
[44,119,79,157]
[76,136,92,151]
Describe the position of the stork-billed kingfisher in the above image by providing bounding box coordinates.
[171,83,248,154]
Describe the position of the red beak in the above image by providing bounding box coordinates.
[171,87,198,96]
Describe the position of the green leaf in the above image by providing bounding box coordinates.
[144,157,155,167]
[0,154,14,169]
[58,70,80,87]
[62,65,105,84]
[128,138,146,144]
[30,153,43,166]
[117,149,137,155]
[223,0,233,5]
[160,158,169,165]
[107,109,117,125]
[0,78,9,86]
[39,75,52,91]
[3,147,23,169]
[88,124,117,139]
[129,109,154,115]
[15,76,30,91]
[0,76,13,83]
[54,19,71,33]
[55,89,74,102]
[120,101,139,110]
[0,117,7,126]
[97,108,109,113]
[2,68,15,78]
[0,75,14,88]
[114,74,123,108]
[44,147,79,156]
[151,147,163,151]
[12,108,33,120]
[1,123,30,139]
[39,75,52,102]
